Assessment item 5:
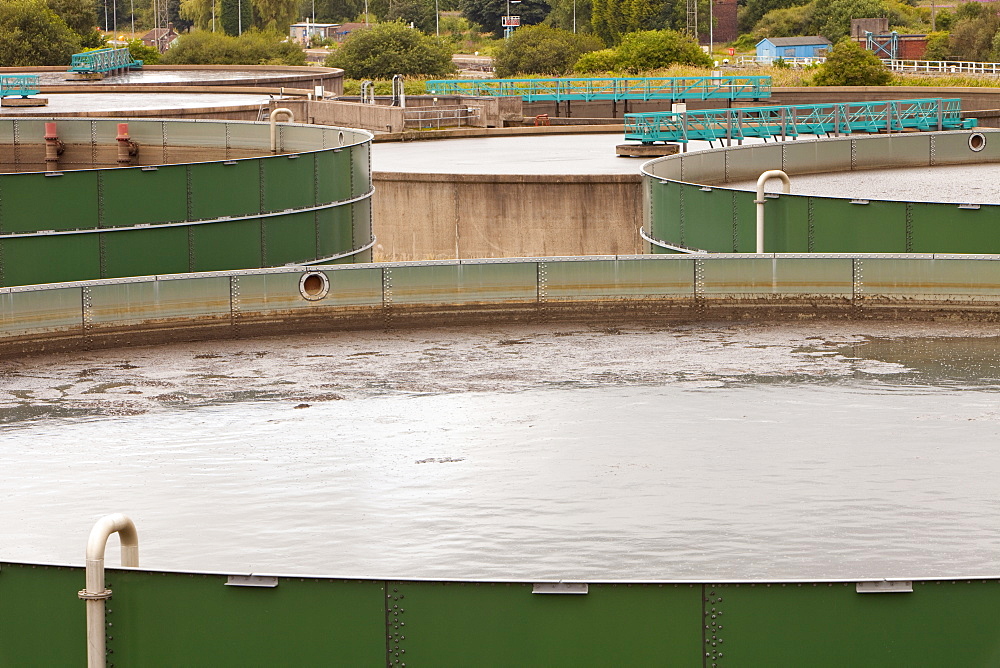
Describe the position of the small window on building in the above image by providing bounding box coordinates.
[784,48,795,57]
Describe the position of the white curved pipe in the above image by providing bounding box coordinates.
[755,169,791,253]
[269,107,295,153]
[80,514,138,668]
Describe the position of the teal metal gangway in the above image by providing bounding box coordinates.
[0,75,40,98]
[425,76,771,102]
[68,48,143,74]
[624,98,976,145]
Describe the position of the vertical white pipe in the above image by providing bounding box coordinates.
[80,514,139,668]
[755,170,790,253]
[269,108,294,153]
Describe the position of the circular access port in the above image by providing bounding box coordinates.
[299,271,330,300]
[338,131,345,147]
[969,132,987,152]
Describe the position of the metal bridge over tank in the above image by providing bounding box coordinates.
[68,48,144,74]
[624,98,975,145]
[0,75,40,98]
[425,76,771,102]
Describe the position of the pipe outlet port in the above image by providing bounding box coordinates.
[969,132,986,152]
[299,271,330,300]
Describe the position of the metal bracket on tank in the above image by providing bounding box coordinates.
[856,580,912,594]
[532,583,588,594]
[225,575,279,588]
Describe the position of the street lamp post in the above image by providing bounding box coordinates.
[436,0,440,36]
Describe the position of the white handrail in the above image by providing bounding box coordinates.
[79,514,139,668]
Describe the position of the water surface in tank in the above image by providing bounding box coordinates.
[2,322,999,581]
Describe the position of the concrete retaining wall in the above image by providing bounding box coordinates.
[371,172,643,261]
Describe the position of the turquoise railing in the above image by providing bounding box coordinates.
[425,76,772,102]
[68,48,143,74]
[625,98,976,144]
[0,75,40,98]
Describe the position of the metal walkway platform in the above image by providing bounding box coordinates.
[624,98,976,145]
[425,76,771,102]
[0,75,40,98]
[68,48,144,74]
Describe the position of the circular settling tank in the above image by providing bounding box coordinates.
[4,321,1000,580]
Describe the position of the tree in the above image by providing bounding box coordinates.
[752,3,813,37]
[613,29,712,72]
[923,30,949,60]
[0,0,81,66]
[460,0,550,38]
[220,0,255,34]
[307,0,367,22]
[493,24,601,76]
[739,0,810,32]
[949,9,1000,61]
[385,0,436,33]
[126,37,161,63]
[325,20,455,77]
[46,0,96,35]
[253,0,299,30]
[161,28,306,63]
[544,0,592,33]
[812,37,891,85]
[810,0,889,43]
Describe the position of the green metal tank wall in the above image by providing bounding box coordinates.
[641,129,1000,254]
[2,561,1000,666]
[0,118,374,288]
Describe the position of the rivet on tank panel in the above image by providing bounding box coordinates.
[299,271,330,300]
[969,132,986,152]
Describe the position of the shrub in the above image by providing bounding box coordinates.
[613,30,713,72]
[325,21,455,78]
[811,38,891,86]
[493,25,603,77]
[574,48,619,73]
[0,0,80,66]
[161,29,305,65]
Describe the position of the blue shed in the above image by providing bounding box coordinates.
[756,36,832,63]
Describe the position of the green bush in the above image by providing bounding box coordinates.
[126,38,161,65]
[493,25,603,77]
[612,29,712,72]
[161,29,305,65]
[325,21,455,78]
[811,38,891,85]
[0,0,80,66]
[574,48,619,73]
[924,30,950,60]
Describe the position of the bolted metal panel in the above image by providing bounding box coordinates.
[700,256,854,297]
[934,129,1000,163]
[910,203,1000,253]
[262,211,317,266]
[388,262,539,305]
[262,153,316,213]
[384,580,703,666]
[3,234,102,287]
[101,226,190,279]
[86,276,231,326]
[349,194,373,263]
[684,185,743,252]
[316,206,356,259]
[0,286,82,337]
[543,257,696,300]
[851,133,929,171]
[810,199,906,253]
[0,170,99,234]
[679,149,727,185]
[350,143,371,199]
[859,257,1000,300]
[104,569,386,666]
[223,121,272,150]
[237,267,383,312]
[648,180,684,253]
[190,220,264,273]
[100,165,188,228]
[705,580,1000,666]
[188,159,262,221]
[781,138,854,176]
[315,148,354,204]
[722,143,784,183]
[0,563,86,665]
